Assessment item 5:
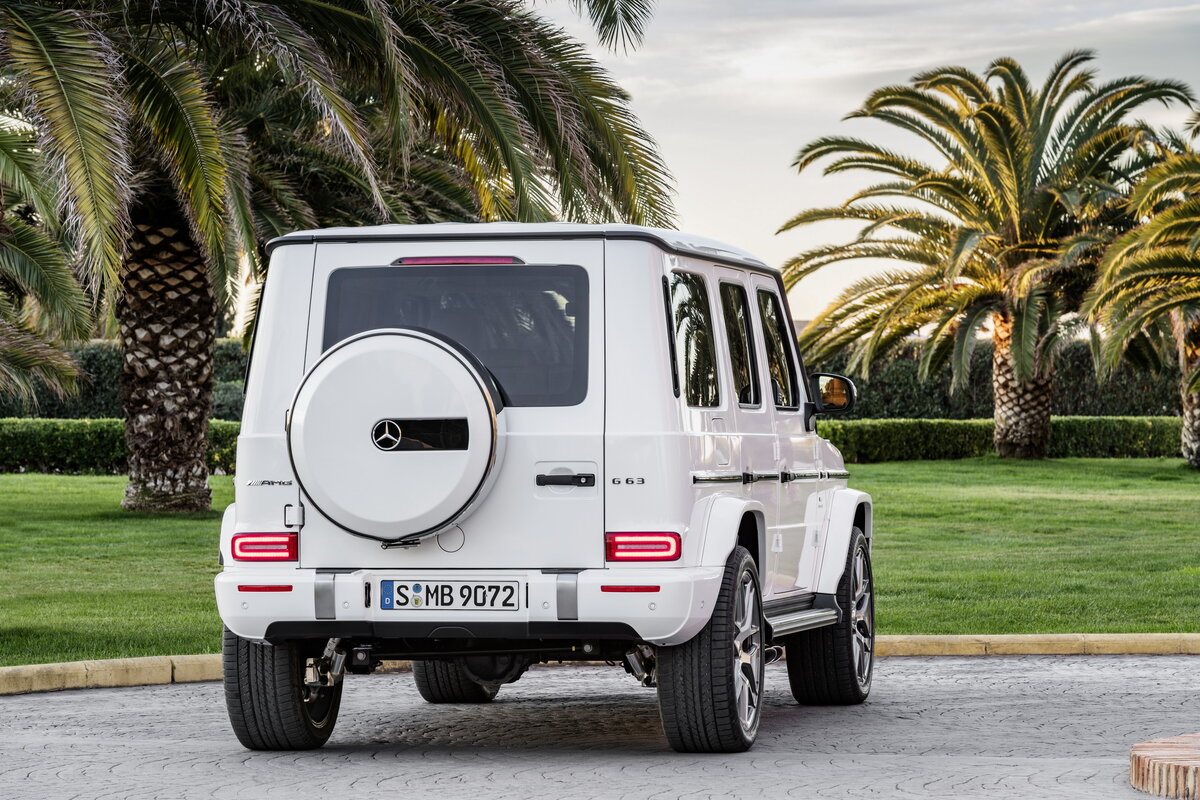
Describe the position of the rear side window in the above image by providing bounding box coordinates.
[756,289,799,408]
[719,282,760,406]
[323,264,587,407]
[669,272,720,407]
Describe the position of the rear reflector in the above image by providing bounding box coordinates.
[392,256,524,265]
[231,533,298,561]
[601,585,661,593]
[605,532,681,562]
[237,585,294,592]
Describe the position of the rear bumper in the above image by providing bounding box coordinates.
[215,566,723,647]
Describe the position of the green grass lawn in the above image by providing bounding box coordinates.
[1,458,1197,666]
[857,457,1200,635]
[0,474,233,667]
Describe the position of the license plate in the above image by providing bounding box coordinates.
[380,580,521,611]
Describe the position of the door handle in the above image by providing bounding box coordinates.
[536,473,596,487]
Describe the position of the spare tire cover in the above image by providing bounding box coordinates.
[288,329,504,542]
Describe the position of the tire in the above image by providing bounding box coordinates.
[412,659,500,703]
[656,545,765,753]
[785,527,874,705]
[222,627,342,750]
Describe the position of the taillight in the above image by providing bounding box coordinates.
[231,533,298,561]
[605,532,681,562]
[392,256,524,265]
[601,585,661,592]
[237,585,294,592]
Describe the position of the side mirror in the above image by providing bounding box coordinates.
[809,372,857,416]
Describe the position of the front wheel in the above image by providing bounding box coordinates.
[785,527,874,705]
[222,628,342,750]
[656,546,764,753]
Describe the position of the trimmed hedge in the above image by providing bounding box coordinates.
[826,340,1181,419]
[0,418,240,474]
[820,419,993,463]
[0,339,248,420]
[0,416,1184,472]
[820,416,1183,463]
[1046,417,1182,459]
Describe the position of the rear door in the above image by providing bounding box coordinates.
[297,238,605,570]
[750,276,823,596]
[712,269,778,595]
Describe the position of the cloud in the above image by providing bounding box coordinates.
[539,1,1200,317]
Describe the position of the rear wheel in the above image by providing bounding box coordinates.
[412,659,500,703]
[222,628,342,750]
[785,527,874,705]
[656,546,764,753]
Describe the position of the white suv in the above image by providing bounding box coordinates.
[217,223,873,753]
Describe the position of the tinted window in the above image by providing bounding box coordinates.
[756,289,799,408]
[324,264,587,407]
[669,272,720,407]
[719,282,760,406]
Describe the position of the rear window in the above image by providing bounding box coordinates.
[323,264,588,407]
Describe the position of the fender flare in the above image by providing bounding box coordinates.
[815,488,872,595]
[695,494,766,581]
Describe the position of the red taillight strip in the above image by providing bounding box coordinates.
[393,256,524,265]
[601,585,661,593]
[237,585,294,592]
[605,532,681,562]
[231,533,298,562]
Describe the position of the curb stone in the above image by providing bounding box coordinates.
[3,633,1199,696]
[876,633,1200,657]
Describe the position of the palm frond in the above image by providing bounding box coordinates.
[3,4,131,287]
[121,40,233,294]
[567,0,655,50]
[0,216,89,338]
[0,314,78,401]
[0,122,55,215]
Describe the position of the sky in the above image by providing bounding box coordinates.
[543,1,1200,318]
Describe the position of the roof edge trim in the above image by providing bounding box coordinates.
[264,229,771,272]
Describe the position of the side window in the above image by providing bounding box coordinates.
[669,272,720,407]
[756,289,799,408]
[718,282,760,406]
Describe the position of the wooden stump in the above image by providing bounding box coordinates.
[1131,734,1200,799]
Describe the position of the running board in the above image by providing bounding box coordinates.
[767,608,839,638]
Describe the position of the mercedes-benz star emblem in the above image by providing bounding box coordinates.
[372,419,402,451]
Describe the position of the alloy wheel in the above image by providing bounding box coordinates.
[732,571,764,732]
[851,547,874,687]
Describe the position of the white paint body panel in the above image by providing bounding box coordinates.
[217,223,871,645]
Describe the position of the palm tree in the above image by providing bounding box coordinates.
[1,0,673,510]
[779,51,1191,458]
[1087,125,1200,467]
[0,116,90,401]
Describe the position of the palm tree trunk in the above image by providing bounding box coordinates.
[1183,391,1200,468]
[116,218,215,511]
[991,314,1053,459]
[1177,312,1200,469]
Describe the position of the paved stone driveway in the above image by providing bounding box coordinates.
[2,655,1196,799]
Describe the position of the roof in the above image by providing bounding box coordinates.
[266,222,772,271]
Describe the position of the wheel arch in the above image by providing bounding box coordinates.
[696,495,767,585]
[815,489,872,596]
